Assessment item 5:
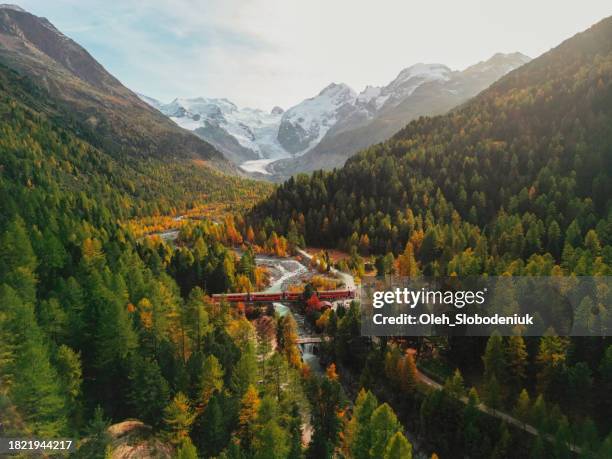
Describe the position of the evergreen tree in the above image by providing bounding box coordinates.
[231,341,258,397]
[254,420,290,459]
[513,389,531,425]
[239,385,261,451]
[74,406,111,459]
[0,286,67,436]
[176,437,198,459]
[347,389,379,459]
[199,354,224,409]
[382,431,413,459]
[369,403,402,459]
[194,394,228,458]
[127,356,170,427]
[164,392,196,446]
[443,369,465,398]
[506,335,528,396]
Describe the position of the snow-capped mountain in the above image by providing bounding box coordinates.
[139,96,286,164]
[269,52,531,178]
[140,52,530,176]
[277,82,357,154]
[357,63,452,110]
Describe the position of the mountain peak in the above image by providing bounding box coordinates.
[0,4,26,12]
[392,63,452,86]
[318,82,356,98]
[464,52,531,74]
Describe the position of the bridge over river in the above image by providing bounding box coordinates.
[211,289,355,303]
[296,337,325,344]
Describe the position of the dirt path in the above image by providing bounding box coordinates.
[414,368,580,453]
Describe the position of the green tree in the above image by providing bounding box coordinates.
[74,406,111,459]
[164,392,196,445]
[177,437,198,459]
[369,403,402,459]
[127,356,170,427]
[199,354,224,409]
[194,394,228,458]
[55,345,82,424]
[483,375,502,411]
[443,369,465,398]
[231,342,258,397]
[513,389,531,425]
[254,420,290,459]
[347,389,379,459]
[382,431,412,459]
[483,332,506,383]
[506,335,528,395]
[0,218,37,303]
[0,286,67,435]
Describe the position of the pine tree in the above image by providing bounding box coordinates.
[74,406,110,459]
[513,389,531,425]
[239,385,261,451]
[397,242,420,277]
[127,356,170,427]
[164,392,196,445]
[0,217,37,303]
[184,287,211,352]
[347,389,379,459]
[199,354,224,410]
[369,403,402,459]
[483,332,506,382]
[483,375,502,411]
[176,437,198,459]
[443,369,465,398]
[382,431,412,459]
[288,403,303,459]
[194,395,227,458]
[506,335,528,395]
[1,286,67,436]
[397,352,417,392]
[231,342,258,397]
[254,420,290,459]
[55,345,83,424]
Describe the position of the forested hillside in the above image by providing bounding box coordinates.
[252,16,612,278]
[0,7,422,458]
[247,14,612,459]
[0,57,418,458]
[0,45,284,456]
[0,5,234,169]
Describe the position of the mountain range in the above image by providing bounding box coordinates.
[140,53,530,179]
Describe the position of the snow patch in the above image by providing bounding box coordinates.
[240,158,276,175]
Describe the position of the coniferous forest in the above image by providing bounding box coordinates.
[248,15,612,458]
[0,5,612,459]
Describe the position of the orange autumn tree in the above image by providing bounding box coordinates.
[277,314,302,368]
[246,225,255,243]
[397,351,417,392]
[238,385,260,449]
[397,242,420,277]
[306,293,322,314]
[326,363,339,381]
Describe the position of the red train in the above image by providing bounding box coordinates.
[211,289,355,303]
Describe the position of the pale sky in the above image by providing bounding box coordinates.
[15,1,612,110]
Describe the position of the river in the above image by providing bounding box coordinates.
[253,254,325,374]
[254,253,426,457]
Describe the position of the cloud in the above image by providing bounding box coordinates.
[16,0,612,109]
